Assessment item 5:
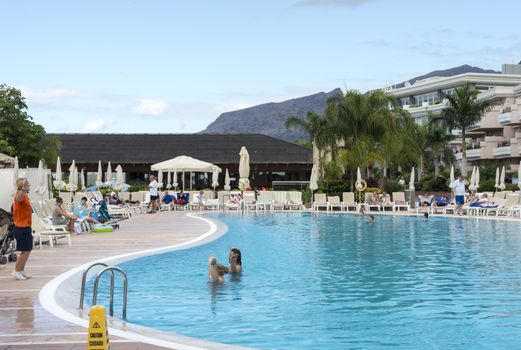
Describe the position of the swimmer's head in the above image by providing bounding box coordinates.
[216,263,229,276]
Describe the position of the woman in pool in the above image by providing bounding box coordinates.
[228,247,242,274]
[208,256,229,284]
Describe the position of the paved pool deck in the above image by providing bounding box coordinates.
[0,211,214,350]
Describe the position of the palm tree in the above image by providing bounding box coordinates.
[434,83,490,176]
[426,119,455,177]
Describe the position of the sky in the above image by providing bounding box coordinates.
[2,0,520,134]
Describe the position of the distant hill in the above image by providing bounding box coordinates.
[201,65,500,142]
[201,88,343,142]
[390,64,500,89]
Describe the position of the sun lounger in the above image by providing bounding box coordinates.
[416,195,433,214]
[380,194,394,211]
[327,196,341,211]
[341,192,358,212]
[224,192,242,211]
[364,193,381,211]
[31,213,71,250]
[495,194,520,216]
[392,192,410,212]
[257,191,273,211]
[242,191,257,211]
[313,193,327,211]
[287,191,304,210]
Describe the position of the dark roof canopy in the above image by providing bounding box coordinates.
[51,133,312,165]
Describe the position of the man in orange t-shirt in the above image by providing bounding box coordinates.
[12,178,33,280]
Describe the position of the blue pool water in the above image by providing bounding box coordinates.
[88,213,521,349]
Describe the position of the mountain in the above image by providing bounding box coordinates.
[390,64,500,89]
[201,88,343,142]
[201,65,500,142]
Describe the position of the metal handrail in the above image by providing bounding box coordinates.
[79,262,109,310]
[92,266,128,320]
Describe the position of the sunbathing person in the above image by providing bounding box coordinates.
[52,196,78,232]
[174,190,187,205]
[194,190,206,210]
[73,197,100,225]
[208,256,228,284]
[228,247,242,274]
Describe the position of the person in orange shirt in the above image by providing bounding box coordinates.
[12,178,33,280]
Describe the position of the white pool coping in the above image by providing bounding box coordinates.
[39,213,254,350]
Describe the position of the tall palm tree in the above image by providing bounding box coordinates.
[434,83,490,175]
[426,119,455,176]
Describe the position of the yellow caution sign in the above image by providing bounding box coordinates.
[88,305,110,350]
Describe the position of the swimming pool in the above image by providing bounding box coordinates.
[88,213,521,349]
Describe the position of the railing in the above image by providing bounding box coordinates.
[498,112,512,124]
[79,263,128,320]
[493,146,511,157]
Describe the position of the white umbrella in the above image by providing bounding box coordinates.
[53,156,65,190]
[224,168,231,191]
[469,166,476,191]
[35,159,46,197]
[172,170,178,189]
[211,166,219,189]
[12,156,19,194]
[157,168,163,189]
[115,165,124,191]
[95,160,103,188]
[166,172,172,190]
[494,167,500,189]
[309,165,319,191]
[238,146,250,191]
[66,160,78,192]
[409,167,415,190]
[449,165,455,202]
[106,162,112,187]
[475,167,480,191]
[80,168,86,191]
[499,166,506,190]
[450,165,455,184]
[357,167,362,183]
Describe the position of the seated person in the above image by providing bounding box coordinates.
[97,195,112,223]
[470,193,491,207]
[366,193,380,205]
[227,193,242,205]
[108,191,123,206]
[194,191,206,209]
[162,191,175,204]
[433,196,449,206]
[174,190,187,205]
[52,196,78,232]
[228,247,242,274]
[73,197,100,225]
[208,256,228,284]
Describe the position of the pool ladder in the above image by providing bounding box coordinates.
[79,262,128,320]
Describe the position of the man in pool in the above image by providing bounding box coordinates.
[208,256,228,284]
[229,247,242,274]
[367,215,375,223]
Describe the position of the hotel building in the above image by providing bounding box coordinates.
[386,63,521,172]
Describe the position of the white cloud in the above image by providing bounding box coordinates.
[131,98,168,116]
[19,86,82,104]
[82,118,109,133]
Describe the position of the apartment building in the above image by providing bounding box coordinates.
[386,63,521,172]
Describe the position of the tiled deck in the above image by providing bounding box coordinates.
[0,211,214,350]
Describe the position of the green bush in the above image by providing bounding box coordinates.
[417,175,450,191]
[322,161,343,181]
[301,188,312,204]
[128,182,148,193]
[317,180,351,197]
[383,179,404,194]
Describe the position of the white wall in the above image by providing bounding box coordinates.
[0,168,52,210]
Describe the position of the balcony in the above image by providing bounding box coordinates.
[493,146,511,157]
[455,148,481,160]
[498,112,512,125]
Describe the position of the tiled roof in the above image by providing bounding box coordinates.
[50,133,312,165]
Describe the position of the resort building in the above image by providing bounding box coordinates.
[386,63,521,172]
[51,133,313,189]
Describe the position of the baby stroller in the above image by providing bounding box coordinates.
[0,208,17,264]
